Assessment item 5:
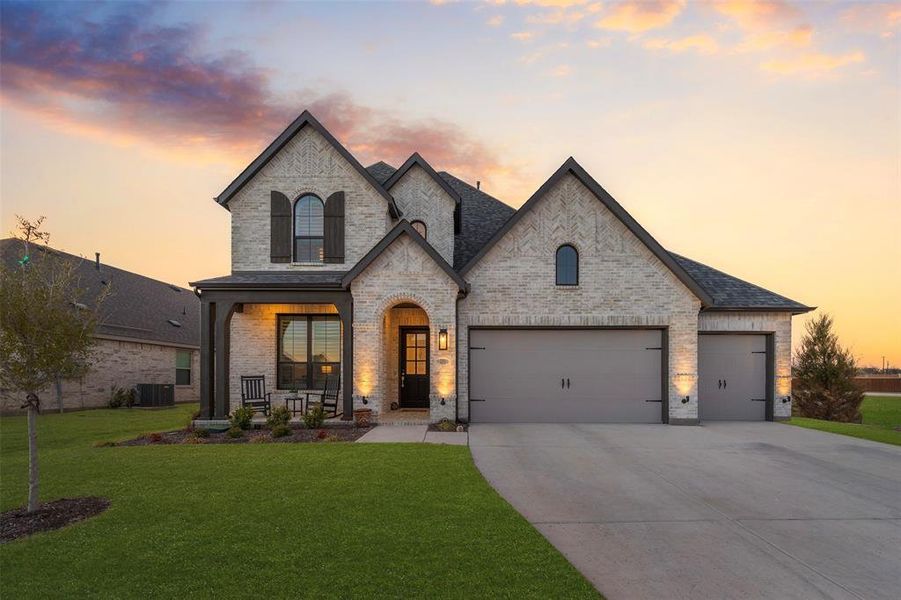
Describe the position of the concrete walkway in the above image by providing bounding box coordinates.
[356,425,468,445]
[470,422,901,600]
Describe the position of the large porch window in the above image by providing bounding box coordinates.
[277,315,340,389]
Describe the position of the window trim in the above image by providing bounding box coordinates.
[410,220,428,240]
[293,194,325,263]
[276,313,341,390]
[175,349,192,386]
[555,244,579,286]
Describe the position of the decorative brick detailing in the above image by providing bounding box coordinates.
[229,126,392,272]
[349,235,459,423]
[698,311,793,418]
[458,172,702,422]
[0,339,199,413]
[388,165,456,265]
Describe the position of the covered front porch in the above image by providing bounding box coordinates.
[194,281,354,422]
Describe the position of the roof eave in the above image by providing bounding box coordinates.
[701,305,817,315]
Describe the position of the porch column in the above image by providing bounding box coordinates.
[213,301,235,419]
[199,299,214,419]
[337,298,354,420]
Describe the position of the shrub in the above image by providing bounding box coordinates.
[230,406,255,430]
[192,428,210,438]
[316,429,328,440]
[793,314,864,422]
[302,405,325,429]
[323,434,340,443]
[436,419,456,432]
[267,405,291,429]
[226,426,244,439]
[271,424,292,438]
[249,434,268,444]
[146,432,163,443]
[108,386,135,409]
[184,435,206,445]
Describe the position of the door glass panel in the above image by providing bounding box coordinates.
[406,333,415,345]
[416,348,426,361]
[406,348,416,360]
[416,333,426,345]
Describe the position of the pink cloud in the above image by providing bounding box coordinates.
[596,0,685,33]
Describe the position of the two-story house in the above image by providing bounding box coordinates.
[191,111,812,425]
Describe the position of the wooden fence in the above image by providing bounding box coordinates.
[792,377,901,394]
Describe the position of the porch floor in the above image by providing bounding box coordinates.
[377,408,429,425]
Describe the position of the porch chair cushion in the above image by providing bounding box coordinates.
[240,375,272,416]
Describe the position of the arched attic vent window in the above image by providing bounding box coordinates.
[555,245,578,286]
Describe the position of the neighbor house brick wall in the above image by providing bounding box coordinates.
[228,126,392,272]
[228,303,340,413]
[458,172,702,422]
[349,234,459,423]
[0,338,199,413]
[387,165,456,265]
[698,311,794,419]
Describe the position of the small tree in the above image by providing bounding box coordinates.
[0,217,106,512]
[793,314,864,423]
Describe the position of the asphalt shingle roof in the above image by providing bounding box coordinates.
[190,271,345,289]
[670,253,811,312]
[1,238,200,347]
[364,161,808,311]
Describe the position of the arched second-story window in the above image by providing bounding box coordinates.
[556,244,578,286]
[294,194,324,263]
[411,220,428,240]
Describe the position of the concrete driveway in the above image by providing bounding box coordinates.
[469,422,901,600]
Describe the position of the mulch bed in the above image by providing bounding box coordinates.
[116,425,372,446]
[427,422,468,433]
[1,497,110,543]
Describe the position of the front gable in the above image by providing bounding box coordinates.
[461,158,712,307]
[224,112,401,272]
[384,157,459,265]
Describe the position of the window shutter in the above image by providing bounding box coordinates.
[270,191,292,263]
[323,191,345,263]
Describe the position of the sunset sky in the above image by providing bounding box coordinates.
[1,0,898,367]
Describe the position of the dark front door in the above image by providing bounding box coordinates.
[400,327,429,408]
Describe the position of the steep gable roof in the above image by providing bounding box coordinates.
[439,172,516,269]
[671,254,813,313]
[215,111,400,218]
[366,161,397,185]
[1,238,200,347]
[382,153,462,205]
[341,220,468,292]
[457,157,715,306]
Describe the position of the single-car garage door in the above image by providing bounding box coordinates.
[698,334,768,421]
[469,329,664,423]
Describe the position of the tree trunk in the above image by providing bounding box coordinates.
[27,395,40,513]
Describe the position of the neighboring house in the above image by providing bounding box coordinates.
[191,111,812,425]
[0,239,200,413]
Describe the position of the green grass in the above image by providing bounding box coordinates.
[788,394,901,446]
[0,405,598,599]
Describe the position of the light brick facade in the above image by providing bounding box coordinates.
[229,126,393,271]
[0,338,199,413]
[211,113,803,425]
[387,165,456,265]
[458,173,702,422]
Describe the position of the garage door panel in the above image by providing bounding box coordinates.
[470,329,663,423]
[699,334,767,421]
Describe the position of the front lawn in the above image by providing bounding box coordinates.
[788,394,901,446]
[0,405,598,598]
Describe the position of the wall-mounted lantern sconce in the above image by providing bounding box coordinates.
[361,396,368,405]
[681,395,690,404]
[440,397,446,406]
[782,395,791,404]
[438,328,448,351]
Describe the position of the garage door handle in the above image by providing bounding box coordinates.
[751,398,766,402]
[566,378,570,389]
[723,379,727,389]
[561,378,565,389]
[718,379,722,389]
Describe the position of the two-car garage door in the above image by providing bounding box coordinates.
[469,329,664,423]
